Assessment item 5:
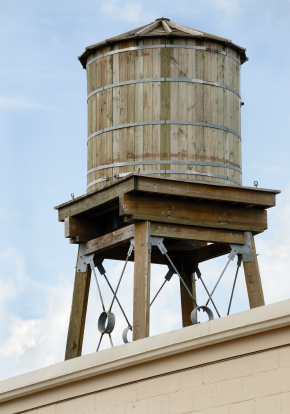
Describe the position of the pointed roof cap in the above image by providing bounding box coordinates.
[78,18,247,68]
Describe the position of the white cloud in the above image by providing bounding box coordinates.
[101,0,155,23]
[0,96,53,111]
[0,317,41,358]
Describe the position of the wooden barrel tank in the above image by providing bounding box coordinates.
[79,19,247,192]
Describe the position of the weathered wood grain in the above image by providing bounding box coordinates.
[133,221,151,340]
[243,232,265,308]
[121,193,268,232]
[65,249,91,360]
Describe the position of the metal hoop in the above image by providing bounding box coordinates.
[98,311,115,334]
[191,306,214,325]
[122,326,133,343]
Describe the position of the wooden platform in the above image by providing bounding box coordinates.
[55,174,279,264]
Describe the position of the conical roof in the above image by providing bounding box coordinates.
[78,18,247,68]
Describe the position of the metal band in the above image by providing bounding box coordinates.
[86,44,240,68]
[87,120,241,141]
[87,169,242,190]
[87,160,242,176]
[87,77,240,100]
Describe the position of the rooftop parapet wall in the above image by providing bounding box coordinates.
[0,299,290,414]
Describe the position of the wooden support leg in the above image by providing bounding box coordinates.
[133,221,151,341]
[177,254,197,327]
[243,232,265,308]
[65,248,91,360]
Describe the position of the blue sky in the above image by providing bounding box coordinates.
[0,0,290,381]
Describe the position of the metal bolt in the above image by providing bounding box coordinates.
[161,201,164,204]
[80,255,82,258]
[219,217,222,220]
[168,211,170,214]
[235,234,238,237]
[161,211,164,215]
[140,242,144,245]
[223,212,226,216]
[172,206,175,210]
[164,227,167,230]
[229,209,232,212]
[78,269,80,271]
[229,219,232,222]
[158,226,161,230]
[230,233,232,236]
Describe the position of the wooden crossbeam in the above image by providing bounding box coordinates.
[65,217,102,240]
[136,176,279,208]
[121,194,267,233]
[150,222,245,244]
[81,222,246,257]
[84,225,135,255]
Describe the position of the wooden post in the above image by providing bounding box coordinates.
[177,254,197,327]
[133,221,151,340]
[243,232,265,308]
[65,248,91,360]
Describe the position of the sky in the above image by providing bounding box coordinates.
[0,0,290,381]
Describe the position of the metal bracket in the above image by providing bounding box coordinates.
[77,243,94,273]
[128,238,135,257]
[164,264,175,281]
[148,234,168,254]
[94,258,106,275]
[229,232,254,263]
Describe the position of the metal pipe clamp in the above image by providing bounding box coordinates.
[191,306,214,325]
[98,311,115,334]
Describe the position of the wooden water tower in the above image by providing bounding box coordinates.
[54,19,279,360]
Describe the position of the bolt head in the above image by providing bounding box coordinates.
[140,242,144,245]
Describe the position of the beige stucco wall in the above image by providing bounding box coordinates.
[1,299,290,414]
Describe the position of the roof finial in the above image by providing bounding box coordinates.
[155,17,170,21]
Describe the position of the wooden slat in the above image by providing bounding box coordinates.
[133,221,151,340]
[83,224,135,255]
[150,222,245,244]
[135,176,278,208]
[121,193,267,232]
[160,43,170,175]
[65,250,91,360]
[243,232,265,308]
